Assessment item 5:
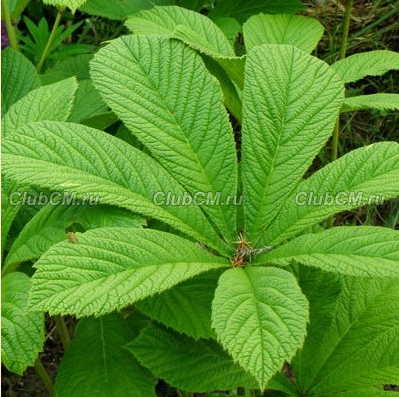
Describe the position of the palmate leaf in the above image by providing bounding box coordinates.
[136,270,221,339]
[243,14,323,53]
[257,226,399,278]
[292,277,399,395]
[2,121,227,253]
[127,324,258,392]
[211,266,309,390]
[55,314,155,397]
[208,0,306,23]
[3,204,145,275]
[342,93,399,112]
[1,48,41,114]
[1,272,44,375]
[330,50,399,84]
[28,227,229,317]
[264,142,399,245]
[91,35,238,241]
[241,44,344,246]
[1,77,78,138]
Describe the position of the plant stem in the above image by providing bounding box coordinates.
[331,0,353,162]
[36,7,64,73]
[339,0,354,60]
[11,0,31,19]
[54,314,70,349]
[1,0,19,50]
[34,357,54,396]
[328,0,353,228]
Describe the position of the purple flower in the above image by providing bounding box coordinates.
[2,21,9,49]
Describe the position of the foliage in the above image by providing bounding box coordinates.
[1,1,399,396]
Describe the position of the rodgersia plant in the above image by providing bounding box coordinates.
[2,4,399,397]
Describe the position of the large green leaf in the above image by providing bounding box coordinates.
[257,226,399,277]
[55,314,155,397]
[208,0,306,23]
[3,204,145,275]
[342,93,399,112]
[91,35,238,241]
[211,266,309,390]
[2,121,227,253]
[125,6,235,58]
[1,77,78,138]
[292,277,399,395]
[243,14,323,53]
[136,270,220,339]
[1,272,44,375]
[241,44,344,246]
[264,142,399,245]
[1,48,41,114]
[80,0,173,20]
[124,6,245,88]
[28,227,229,316]
[127,324,258,392]
[330,50,399,84]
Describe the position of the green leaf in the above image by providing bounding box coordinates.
[330,50,399,84]
[125,6,235,58]
[342,93,399,112]
[68,79,109,123]
[264,142,399,245]
[208,0,306,23]
[28,227,229,316]
[40,54,92,85]
[42,0,88,13]
[3,204,145,275]
[292,277,399,395]
[241,44,344,246]
[1,121,227,253]
[55,313,156,397]
[243,14,323,53]
[292,266,341,389]
[321,391,399,397]
[1,77,78,138]
[1,272,44,375]
[213,17,241,45]
[124,6,245,88]
[79,0,172,20]
[257,226,399,277]
[136,270,220,339]
[1,48,41,114]
[1,178,26,256]
[212,266,309,390]
[127,324,258,392]
[91,35,238,241]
